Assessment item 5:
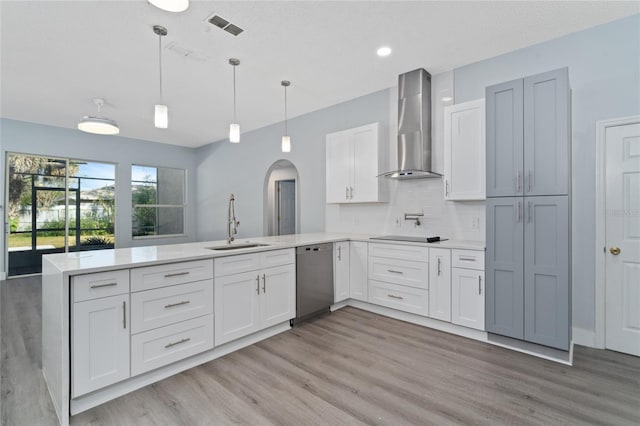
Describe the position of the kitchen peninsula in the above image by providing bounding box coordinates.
[42,232,487,425]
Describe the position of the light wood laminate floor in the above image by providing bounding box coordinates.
[2,276,639,425]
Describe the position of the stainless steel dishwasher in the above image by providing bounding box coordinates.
[293,243,334,326]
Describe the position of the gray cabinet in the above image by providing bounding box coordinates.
[524,196,569,350]
[486,197,524,339]
[485,67,571,351]
[486,68,569,198]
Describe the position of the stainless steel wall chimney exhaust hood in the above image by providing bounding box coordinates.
[379,68,442,179]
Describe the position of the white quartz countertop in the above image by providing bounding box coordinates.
[43,232,484,275]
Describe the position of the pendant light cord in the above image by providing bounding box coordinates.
[284,84,288,136]
[158,34,163,103]
[233,65,237,122]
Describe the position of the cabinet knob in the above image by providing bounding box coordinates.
[610,247,621,256]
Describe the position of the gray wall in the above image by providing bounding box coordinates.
[454,14,640,334]
[0,118,198,277]
[195,89,389,241]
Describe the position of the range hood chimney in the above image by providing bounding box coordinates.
[380,68,442,179]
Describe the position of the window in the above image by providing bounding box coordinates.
[132,165,185,238]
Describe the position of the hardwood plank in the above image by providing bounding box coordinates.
[1,276,639,425]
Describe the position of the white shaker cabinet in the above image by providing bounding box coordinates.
[428,248,452,322]
[444,99,486,200]
[260,264,296,329]
[214,271,261,345]
[451,250,485,331]
[349,241,368,301]
[326,122,387,203]
[72,293,130,397]
[334,241,350,302]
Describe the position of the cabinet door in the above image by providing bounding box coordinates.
[485,197,524,339]
[72,294,130,397]
[444,99,486,200]
[334,241,350,302]
[326,130,352,203]
[260,264,296,329]
[486,79,524,197]
[452,268,485,330]
[524,196,569,350]
[428,248,451,321]
[349,241,368,301]
[351,123,379,203]
[214,271,260,346]
[524,68,570,196]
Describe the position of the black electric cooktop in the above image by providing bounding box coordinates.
[370,235,449,243]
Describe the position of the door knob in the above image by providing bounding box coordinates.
[610,247,621,255]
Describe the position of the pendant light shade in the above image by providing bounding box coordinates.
[281,80,291,153]
[153,25,168,129]
[229,58,240,143]
[148,0,189,13]
[78,98,120,135]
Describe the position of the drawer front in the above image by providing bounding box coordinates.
[259,248,295,269]
[368,243,428,262]
[131,280,214,334]
[131,259,213,292]
[73,270,130,302]
[214,253,260,277]
[368,257,429,289]
[131,314,214,376]
[368,280,429,316]
[451,249,485,270]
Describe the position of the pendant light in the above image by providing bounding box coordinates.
[148,0,189,13]
[77,98,120,135]
[228,58,240,143]
[153,25,168,129]
[281,80,291,153]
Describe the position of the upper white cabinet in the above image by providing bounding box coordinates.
[326,122,387,203]
[444,99,486,200]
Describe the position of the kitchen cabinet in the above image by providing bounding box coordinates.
[486,68,569,197]
[72,293,130,397]
[349,241,368,301]
[326,122,387,203]
[444,99,486,200]
[451,249,485,331]
[334,241,350,302]
[428,248,451,322]
[214,249,295,346]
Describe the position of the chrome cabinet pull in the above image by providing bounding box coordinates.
[527,201,532,224]
[478,276,482,295]
[350,186,354,199]
[516,201,521,223]
[338,245,342,261]
[445,180,449,197]
[165,300,190,309]
[90,282,118,289]
[516,171,521,192]
[346,186,349,200]
[122,301,126,329]
[437,258,441,276]
[387,269,403,274]
[459,257,475,262]
[165,337,190,349]
[262,274,266,293]
[164,271,190,278]
[256,275,260,295]
[387,294,404,300]
[527,171,532,193]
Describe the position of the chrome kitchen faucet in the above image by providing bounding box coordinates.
[227,193,239,244]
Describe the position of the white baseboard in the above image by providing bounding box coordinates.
[572,326,597,348]
[0,271,6,281]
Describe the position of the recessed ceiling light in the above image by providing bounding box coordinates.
[377,46,392,57]
[148,0,189,13]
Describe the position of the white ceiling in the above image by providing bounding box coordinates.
[1,1,638,148]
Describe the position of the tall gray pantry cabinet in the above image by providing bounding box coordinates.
[485,67,571,351]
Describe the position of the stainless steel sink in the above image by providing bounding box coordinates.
[205,243,270,251]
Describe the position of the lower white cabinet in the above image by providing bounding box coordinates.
[214,261,295,346]
[349,241,368,301]
[428,248,452,322]
[334,241,350,302]
[369,280,429,316]
[451,268,485,330]
[72,294,130,397]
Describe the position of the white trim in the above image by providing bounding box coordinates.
[0,272,6,280]
[572,326,596,348]
[595,115,640,350]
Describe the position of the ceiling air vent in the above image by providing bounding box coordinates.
[206,14,244,36]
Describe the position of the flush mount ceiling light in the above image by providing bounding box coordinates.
[77,98,120,135]
[281,80,291,153]
[153,25,169,129]
[377,46,392,57]
[148,0,189,13]
[229,58,240,143]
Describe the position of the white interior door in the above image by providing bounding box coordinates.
[605,122,640,356]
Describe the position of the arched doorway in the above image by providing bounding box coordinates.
[263,160,299,236]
